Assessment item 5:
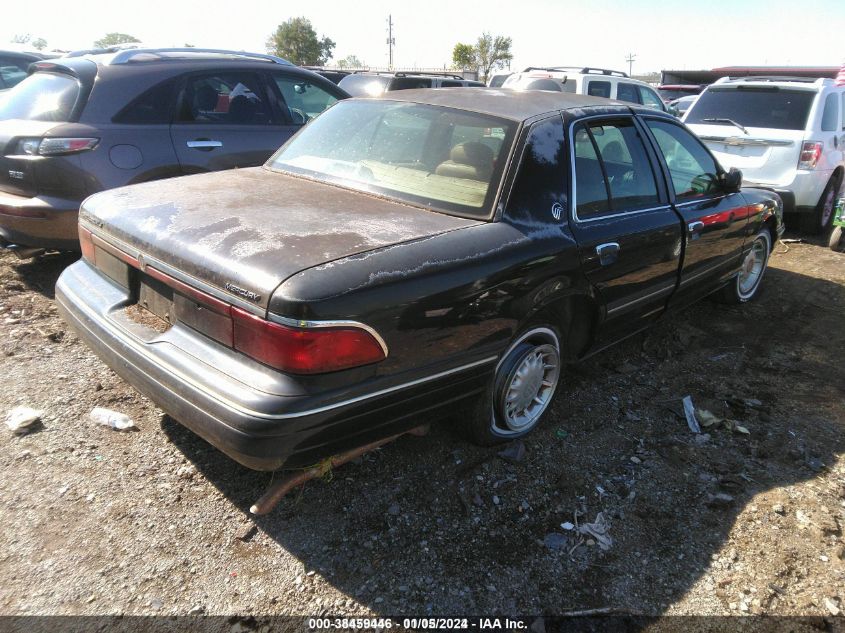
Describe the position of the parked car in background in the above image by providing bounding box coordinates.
[304,66,351,85]
[488,71,512,87]
[57,89,782,471]
[338,71,484,96]
[0,50,50,90]
[501,66,667,112]
[684,76,845,233]
[658,84,703,103]
[668,94,697,118]
[0,48,347,253]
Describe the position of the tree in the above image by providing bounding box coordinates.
[475,33,512,83]
[93,33,141,49]
[266,17,335,66]
[452,43,475,70]
[32,38,48,51]
[337,55,364,69]
[11,34,31,44]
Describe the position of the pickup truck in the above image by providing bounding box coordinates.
[56,89,783,470]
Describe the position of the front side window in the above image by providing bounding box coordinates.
[178,73,272,125]
[685,87,815,131]
[506,115,566,223]
[646,119,721,200]
[616,83,640,104]
[0,72,80,122]
[587,81,611,99]
[272,75,338,124]
[0,58,28,90]
[269,100,516,218]
[821,92,838,132]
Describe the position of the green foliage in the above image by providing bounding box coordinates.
[11,34,31,44]
[475,33,513,83]
[32,38,48,51]
[452,43,475,70]
[337,55,365,69]
[93,33,141,48]
[266,17,335,66]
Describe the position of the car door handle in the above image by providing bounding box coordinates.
[688,220,704,234]
[596,242,620,266]
[186,140,223,150]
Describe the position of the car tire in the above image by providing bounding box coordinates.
[829,226,845,252]
[716,228,771,304]
[800,177,839,235]
[463,326,561,446]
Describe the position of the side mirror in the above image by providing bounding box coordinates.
[721,167,742,193]
[667,104,680,117]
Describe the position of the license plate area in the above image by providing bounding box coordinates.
[125,272,174,334]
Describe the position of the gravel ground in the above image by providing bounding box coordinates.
[0,233,843,620]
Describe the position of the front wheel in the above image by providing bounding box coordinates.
[463,326,561,445]
[829,225,845,252]
[717,229,771,304]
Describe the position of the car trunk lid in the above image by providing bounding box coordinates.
[80,167,482,311]
[0,119,65,197]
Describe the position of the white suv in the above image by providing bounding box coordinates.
[683,76,845,233]
[500,66,667,112]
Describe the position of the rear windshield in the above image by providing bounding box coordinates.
[337,74,391,97]
[0,72,80,122]
[268,100,517,219]
[685,87,815,130]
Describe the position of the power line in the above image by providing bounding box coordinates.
[386,14,395,70]
[625,52,637,76]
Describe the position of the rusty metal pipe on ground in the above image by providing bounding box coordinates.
[250,424,430,515]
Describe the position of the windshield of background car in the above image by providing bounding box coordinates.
[268,100,517,218]
[685,87,815,130]
[337,74,391,96]
[0,72,80,121]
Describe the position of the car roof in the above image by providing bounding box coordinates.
[365,88,647,122]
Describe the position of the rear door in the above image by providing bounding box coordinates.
[170,71,291,174]
[568,115,683,344]
[643,117,751,307]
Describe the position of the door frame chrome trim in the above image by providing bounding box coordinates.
[267,314,389,357]
[605,280,675,316]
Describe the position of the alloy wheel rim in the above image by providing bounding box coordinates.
[738,238,766,296]
[501,344,559,432]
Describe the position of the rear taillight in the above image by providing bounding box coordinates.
[232,307,386,374]
[14,137,99,156]
[79,226,96,264]
[798,141,823,170]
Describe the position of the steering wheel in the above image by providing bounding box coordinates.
[289,108,309,125]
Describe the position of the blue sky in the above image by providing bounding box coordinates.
[3,0,844,73]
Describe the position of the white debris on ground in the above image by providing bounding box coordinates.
[578,512,613,551]
[4,406,44,435]
[89,407,136,431]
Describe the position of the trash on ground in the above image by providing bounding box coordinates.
[234,523,257,542]
[577,512,612,551]
[707,493,735,508]
[555,429,569,439]
[560,521,575,531]
[498,441,526,463]
[682,396,701,434]
[543,532,567,551]
[5,406,44,435]
[89,407,136,431]
[696,408,749,434]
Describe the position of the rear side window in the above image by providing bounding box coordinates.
[685,87,815,130]
[616,83,640,104]
[0,57,29,90]
[573,126,610,216]
[390,77,433,90]
[646,119,720,200]
[0,72,80,122]
[821,93,838,132]
[441,80,463,87]
[272,75,338,124]
[178,73,272,125]
[113,79,176,124]
[639,87,665,111]
[506,115,566,223]
[337,74,390,96]
[587,81,611,99]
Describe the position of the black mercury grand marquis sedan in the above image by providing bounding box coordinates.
[56,89,784,470]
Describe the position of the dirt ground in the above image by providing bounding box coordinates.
[0,232,843,621]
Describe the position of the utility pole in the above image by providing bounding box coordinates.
[625,52,637,77]
[387,14,395,70]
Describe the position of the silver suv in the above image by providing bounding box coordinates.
[684,76,845,233]
[501,66,667,112]
[338,71,484,97]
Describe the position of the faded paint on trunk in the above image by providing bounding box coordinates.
[81,167,481,310]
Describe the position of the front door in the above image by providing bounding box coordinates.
[568,116,683,344]
[170,71,296,174]
[643,118,751,308]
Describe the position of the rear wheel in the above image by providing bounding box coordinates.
[829,226,845,252]
[463,326,561,445]
[800,178,838,234]
[717,228,771,303]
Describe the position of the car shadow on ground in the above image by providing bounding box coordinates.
[161,260,845,615]
[0,251,79,300]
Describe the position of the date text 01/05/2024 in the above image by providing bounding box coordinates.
[307,617,530,630]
